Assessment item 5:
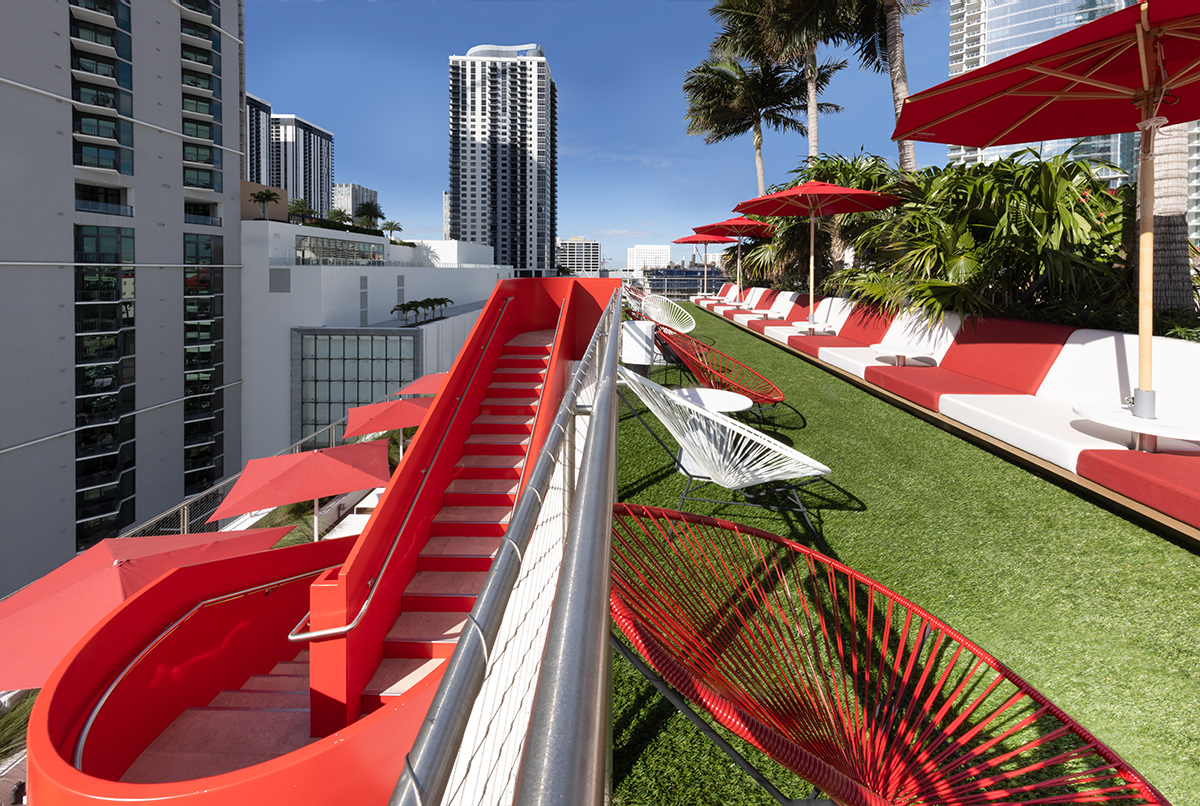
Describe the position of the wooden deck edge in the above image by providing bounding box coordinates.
[702,306,1200,550]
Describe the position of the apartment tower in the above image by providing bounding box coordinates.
[270,113,334,217]
[947,0,1137,177]
[0,0,243,596]
[447,44,557,275]
[245,92,271,185]
[557,237,602,275]
[333,183,378,219]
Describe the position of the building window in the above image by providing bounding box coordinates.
[183,143,221,167]
[183,233,222,265]
[182,94,217,118]
[182,69,218,93]
[73,111,133,145]
[300,333,416,436]
[75,225,133,263]
[75,184,131,216]
[73,80,132,116]
[183,167,221,191]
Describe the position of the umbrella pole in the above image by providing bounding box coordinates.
[736,238,742,291]
[1134,115,1158,424]
[313,497,320,541]
[808,217,816,322]
[703,244,708,296]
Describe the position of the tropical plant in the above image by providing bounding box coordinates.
[288,197,315,217]
[381,220,403,238]
[831,148,1128,322]
[327,207,351,224]
[354,200,385,229]
[683,55,843,195]
[248,189,280,220]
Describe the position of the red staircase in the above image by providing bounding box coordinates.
[113,332,556,782]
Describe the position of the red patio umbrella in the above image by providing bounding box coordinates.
[208,441,392,538]
[735,181,901,322]
[394,371,447,397]
[673,233,736,297]
[342,396,432,439]
[892,0,1200,421]
[0,527,294,690]
[693,217,776,293]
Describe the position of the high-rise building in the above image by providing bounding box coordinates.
[333,183,378,219]
[270,114,334,217]
[447,44,558,275]
[0,0,244,596]
[557,237,601,275]
[627,245,671,272]
[947,0,1137,180]
[245,93,271,185]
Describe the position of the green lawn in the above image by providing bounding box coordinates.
[611,304,1200,805]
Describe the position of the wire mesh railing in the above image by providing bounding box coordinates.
[391,288,621,806]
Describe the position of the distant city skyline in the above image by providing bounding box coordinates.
[243,0,957,268]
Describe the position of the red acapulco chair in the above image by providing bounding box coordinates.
[610,504,1169,806]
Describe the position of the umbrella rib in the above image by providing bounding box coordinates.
[1025,63,1138,96]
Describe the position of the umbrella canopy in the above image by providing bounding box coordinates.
[394,371,447,397]
[735,182,901,318]
[673,233,736,297]
[893,0,1200,420]
[208,441,392,536]
[343,397,432,439]
[0,527,294,690]
[693,217,776,291]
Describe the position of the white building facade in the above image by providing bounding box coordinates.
[447,44,558,276]
[626,245,671,272]
[270,113,335,216]
[557,237,601,275]
[333,183,378,218]
[0,0,244,595]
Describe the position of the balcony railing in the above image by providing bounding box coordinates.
[76,199,132,216]
[184,213,221,226]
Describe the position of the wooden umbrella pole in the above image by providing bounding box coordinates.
[1136,120,1155,416]
[808,217,816,321]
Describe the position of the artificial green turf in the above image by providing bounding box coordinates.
[612,304,1200,805]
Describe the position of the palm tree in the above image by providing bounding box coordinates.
[354,200,384,229]
[381,220,403,239]
[327,208,351,224]
[1148,122,1194,311]
[288,197,315,217]
[683,56,842,196]
[248,189,280,220]
[713,0,926,171]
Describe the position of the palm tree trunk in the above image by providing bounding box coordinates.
[753,120,766,196]
[885,0,916,172]
[1150,122,1194,311]
[807,46,819,159]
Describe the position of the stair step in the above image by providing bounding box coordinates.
[419,535,502,571]
[210,690,310,709]
[268,660,309,677]
[486,381,542,399]
[384,611,469,658]
[497,355,549,369]
[120,707,314,783]
[455,453,524,479]
[361,657,447,713]
[478,397,538,416]
[402,571,487,611]
[242,673,310,691]
[472,414,536,435]
[493,367,546,383]
[444,478,519,506]
[464,433,530,455]
[431,505,511,536]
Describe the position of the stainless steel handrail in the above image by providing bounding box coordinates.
[288,298,512,643]
[389,288,621,806]
[511,290,620,806]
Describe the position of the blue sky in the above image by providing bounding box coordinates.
[245,0,954,268]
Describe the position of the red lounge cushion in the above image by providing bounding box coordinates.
[940,318,1076,393]
[1077,449,1200,529]
[787,306,893,356]
[864,366,1027,411]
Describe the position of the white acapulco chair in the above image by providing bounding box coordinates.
[640,294,696,334]
[617,366,830,536]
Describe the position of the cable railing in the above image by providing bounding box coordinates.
[390,288,621,806]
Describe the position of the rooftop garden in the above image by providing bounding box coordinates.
[611,303,1199,804]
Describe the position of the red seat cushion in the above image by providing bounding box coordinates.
[748,297,826,332]
[863,366,1028,410]
[787,305,893,355]
[863,318,1076,411]
[1076,449,1200,529]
